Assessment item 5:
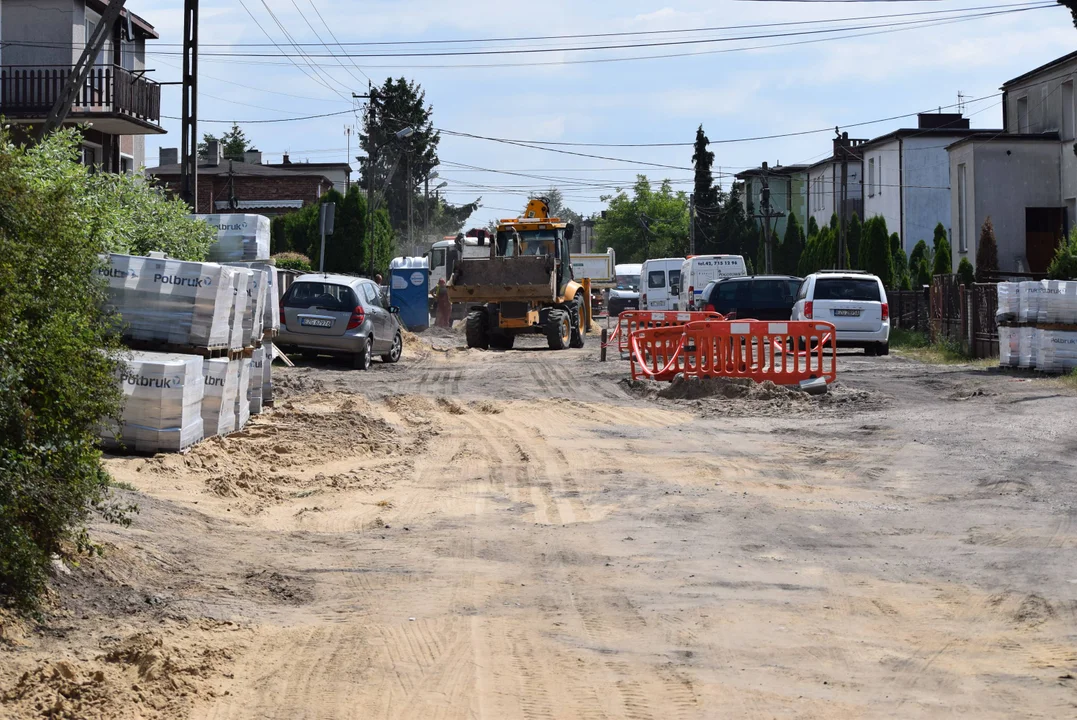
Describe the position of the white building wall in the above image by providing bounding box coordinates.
[807,164,834,229]
[862,140,902,245]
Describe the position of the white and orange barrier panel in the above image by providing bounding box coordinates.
[607,310,725,355]
[630,320,837,385]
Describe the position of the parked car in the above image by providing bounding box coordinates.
[277,273,403,370]
[640,257,684,310]
[679,254,748,310]
[607,263,642,317]
[700,275,803,320]
[791,271,890,355]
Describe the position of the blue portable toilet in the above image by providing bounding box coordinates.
[389,257,429,331]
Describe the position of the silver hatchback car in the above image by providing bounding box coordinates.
[277,274,403,370]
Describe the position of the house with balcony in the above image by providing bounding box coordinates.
[860,113,993,257]
[947,51,1077,274]
[0,0,163,172]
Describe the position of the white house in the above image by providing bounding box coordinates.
[948,51,1077,274]
[861,114,995,256]
[807,149,863,230]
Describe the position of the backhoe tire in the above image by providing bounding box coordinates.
[570,296,586,349]
[465,310,489,350]
[490,333,515,350]
[546,309,571,350]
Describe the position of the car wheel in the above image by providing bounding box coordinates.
[465,310,489,349]
[570,296,586,349]
[878,342,890,356]
[382,332,403,363]
[353,336,373,370]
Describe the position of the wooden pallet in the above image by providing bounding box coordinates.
[124,339,245,361]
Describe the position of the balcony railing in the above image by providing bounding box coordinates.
[0,64,160,125]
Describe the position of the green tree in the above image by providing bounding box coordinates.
[933,235,953,276]
[779,212,804,275]
[847,213,862,269]
[910,240,931,275]
[957,257,976,286]
[932,222,948,254]
[863,216,895,287]
[271,252,312,272]
[691,125,720,252]
[716,182,756,259]
[891,232,908,290]
[912,256,932,287]
[975,216,1000,282]
[1058,0,1077,30]
[273,186,394,276]
[594,176,689,262]
[198,123,254,161]
[359,77,477,236]
[807,215,820,239]
[543,188,582,227]
[0,128,140,609]
[1047,226,1077,280]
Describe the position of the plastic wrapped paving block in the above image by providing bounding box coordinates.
[234,357,251,431]
[202,357,238,437]
[196,214,271,263]
[102,351,205,453]
[249,346,265,415]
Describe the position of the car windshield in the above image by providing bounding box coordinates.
[615,274,640,291]
[814,277,881,302]
[496,229,559,257]
[285,282,356,312]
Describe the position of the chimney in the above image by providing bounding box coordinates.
[159,147,178,166]
[243,150,262,164]
[205,139,222,166]
[282,153,291,164]
[917,113,969,130]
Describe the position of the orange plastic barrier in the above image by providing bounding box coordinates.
[613,310,725,354]
[630,320,837,385]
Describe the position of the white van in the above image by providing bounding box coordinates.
[679,255,748,310]
[640,258,685,311]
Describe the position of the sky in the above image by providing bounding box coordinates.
[138,0,1075,231]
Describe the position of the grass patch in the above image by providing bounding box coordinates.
[1058,369,1077,389]
[890,329,994,366]
[108,479,138,492]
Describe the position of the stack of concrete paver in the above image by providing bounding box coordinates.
[197,214,272,263]
[996,281,1077,371]
[201,357,238,437]
[102,352,205,453]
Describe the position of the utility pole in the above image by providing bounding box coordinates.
[353,87,375,277]
[406,154,413,252]
[179,0,199,209]
[344,125,352,194]
[227,160,238,211]
[689,193,696,255]
[753,162,784,274]
[318,202,336,273]
[423,174,430,247]
[40,0,127,138]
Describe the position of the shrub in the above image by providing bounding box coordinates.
[957,257,975,286]
[933,235,953,277]
[912,256,932,287]
[0,128,131,609]
[910,239,931,274]
[891,232,908,289]
[847,213,862,269]
[975,217,999,282]
[1048,226,1077,280]
[862,217,894,287]
[271,252,312,273]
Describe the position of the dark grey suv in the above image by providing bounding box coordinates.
[277,274,403,370]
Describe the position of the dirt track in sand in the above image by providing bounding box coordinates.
[4,332,1077,719]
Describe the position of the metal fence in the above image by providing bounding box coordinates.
[928,275,998,359]
[889,288,930,333]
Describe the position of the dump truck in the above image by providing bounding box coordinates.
[447,198,585,350]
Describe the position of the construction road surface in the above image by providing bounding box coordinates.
[4,330,1077,720]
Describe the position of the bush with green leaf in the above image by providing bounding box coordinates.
[862,217,895,287]
[1047,226,1077,280]
[975,217,999,282]
[933,235,954,277]
[0,128,134,609]
[271,252,312,273]
[957,257,975,286]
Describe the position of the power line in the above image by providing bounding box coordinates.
[141,5,1051,58]
[161,109,355,123]
[306,0,371,82]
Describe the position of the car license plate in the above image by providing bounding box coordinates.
[300,317,334,328]
[833,309,861,317]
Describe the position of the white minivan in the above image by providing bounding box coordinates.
[679,255,748,310]
[640,257,685,311]
[791,271,890,355]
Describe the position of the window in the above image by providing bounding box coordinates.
[1063,81,1075,141]
[957,164,968,253]
[647,271,666,289]
[284,282,356,311]
[362,282,384,308]
[668,269,681,295]
[868,158,876,197]
[878,156,882,195]
[429,248,446,270]
[813,278,881,302]
[120,154,134,175]
[1017,96,1030,133]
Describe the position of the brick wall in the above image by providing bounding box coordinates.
[151,172,329,214]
